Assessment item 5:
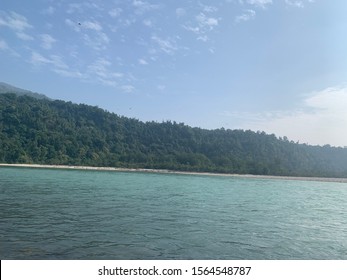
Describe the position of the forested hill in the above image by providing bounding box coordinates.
[1,93,347,178]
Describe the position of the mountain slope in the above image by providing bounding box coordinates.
[1,93,347,177]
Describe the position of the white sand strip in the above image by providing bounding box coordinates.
[1,163,347,183]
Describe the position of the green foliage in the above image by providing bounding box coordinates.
[1,93,347,177]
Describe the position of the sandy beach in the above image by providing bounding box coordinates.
[1,163,347,183]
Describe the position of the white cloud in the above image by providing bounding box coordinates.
[29,52,67,69]
[231,86,347,147]
[197,35,209,42]
[82,20,102,31]
[246,0,272,8]
[40,34,56,49]
[30,51,52,66]
[0,11,32,31]
[157,84,166,91]
[109,8,123,18]
[0,38,20,56]
[65,19,110,51]
[66,2,102,14]
[0,11,33,41]
[16,32,34,41]
[196,13,219,30]
[183,25,200,34]
[143,19,153,27]
[138,58,148,65]
[83,32,110,51]
[65,18,81,32]
[67,3,82,14]
[182,6,219,42]
[176,8,186,18]
[235,9,256,23]
[49,55,68,69]
[151,35,178,55]
[0,39,10,50]
[202,5,218,13]
[54,69,83,78]
[285,0,304,8]
[42,6,55,15]
[87,58,124,87]
[285,0,314,8]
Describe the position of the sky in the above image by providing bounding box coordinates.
[1,0,347,147]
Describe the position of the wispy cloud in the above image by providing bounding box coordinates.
[0,11,32,31]
[181,5,219,43]
[151,35,178,55]
[176,8,186,18]
[109,8,122,18]
[285,0,314,8]
[16,32,34,41]
[0,11,33,41]
[0,39,8,50]
[202,5,218,13]
[142,19,153,27]
[196,13,219,30]
[0,38,20,56]
[54,68,83,78]
[65,19,103,32]
[65,18,81,32]
[29,52,68,70]
[29,51,53,66]
[82,20,103,31]
[246,0,273,9]
[235,9,256,23]
[226,86,347,146]
[41,6,55,15]
[121,85,135,93]
[66,2,102,14]
[138,58,148,65]
[28,50,130,90]
[87,58,124,87]
[65,18,109,50]
[157,84,166,91]
[40,34,56,49]
[83,32,110,51]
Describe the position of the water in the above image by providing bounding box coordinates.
[0,167,346,260]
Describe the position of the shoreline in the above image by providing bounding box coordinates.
[1,163,347,183]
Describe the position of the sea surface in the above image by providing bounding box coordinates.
[0,167,346,260]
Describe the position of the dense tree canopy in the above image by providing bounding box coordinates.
[1,93,347,177]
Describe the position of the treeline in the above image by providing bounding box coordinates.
[1,93,347,177]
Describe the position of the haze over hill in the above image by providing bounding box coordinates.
[0,82,49,100]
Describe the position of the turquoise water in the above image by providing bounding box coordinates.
[0,167,346,259]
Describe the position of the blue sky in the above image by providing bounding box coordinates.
[1,0,347,146]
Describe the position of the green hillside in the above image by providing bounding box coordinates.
[1,93,347,177]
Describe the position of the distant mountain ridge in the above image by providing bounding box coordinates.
[0,82,50,100]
